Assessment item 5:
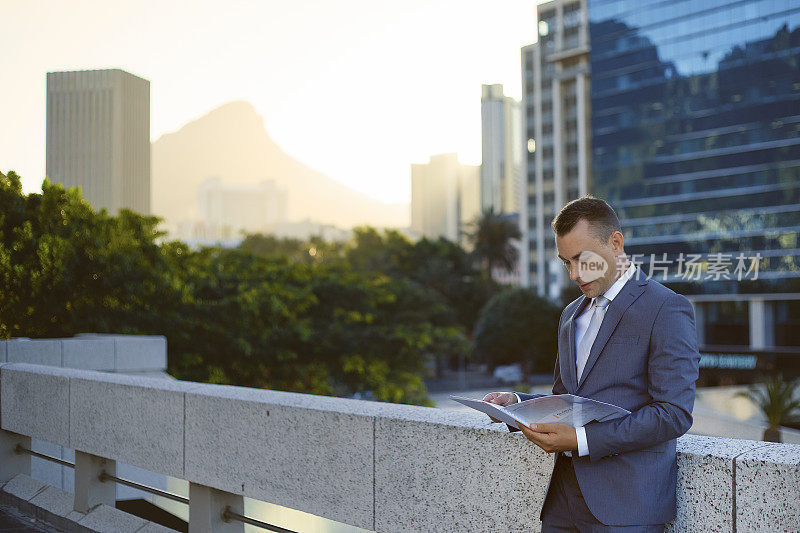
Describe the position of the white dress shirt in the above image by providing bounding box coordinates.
[571,261,635,456]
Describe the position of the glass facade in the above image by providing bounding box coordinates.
[588,0,800,294]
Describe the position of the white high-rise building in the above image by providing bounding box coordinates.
[410,154,480,245]
[46,69,150,215]
[458,163,482,250]
[521,0,590,298]
[480,84,522,215]
[198,177,288,234]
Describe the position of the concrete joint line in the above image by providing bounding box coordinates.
[731,442,776,533]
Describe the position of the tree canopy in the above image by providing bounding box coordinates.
[473,287,562,375]
[0,171,470,405]
[1,170,562,405]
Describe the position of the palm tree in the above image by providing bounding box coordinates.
[736,375,800,442]
[467,208,521,286]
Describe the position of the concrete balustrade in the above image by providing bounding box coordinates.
[5,338,62,365]
[0,335,167,372]
[0,334,174,509]
[1,362,799,532]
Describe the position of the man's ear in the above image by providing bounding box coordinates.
[610,230,624,253]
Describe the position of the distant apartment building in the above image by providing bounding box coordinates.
[587,0,800,349]
[521,0,591,298]
[198,177,288,235]
[410,154,480,246]
[46,69,150,215]
[480,84,523,215]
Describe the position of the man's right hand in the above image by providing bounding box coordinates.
[482,391,518,423]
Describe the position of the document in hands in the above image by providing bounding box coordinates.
[449,394,631,428]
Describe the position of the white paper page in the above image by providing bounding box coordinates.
[503,394,630,427]
[450,394,630,429]
[448,395,520,427]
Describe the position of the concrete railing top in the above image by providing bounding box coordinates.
[1,362,799,532]
[0,334,167,373]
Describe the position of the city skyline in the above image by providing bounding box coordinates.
[1,0,544,205]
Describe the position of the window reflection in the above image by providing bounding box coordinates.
[588,1,800,293]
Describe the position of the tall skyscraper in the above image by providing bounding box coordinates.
[410,154,480,245]
[588,0,800,348]
[46,69,150,215]
[480,84,522,215]
[521,0,591,298]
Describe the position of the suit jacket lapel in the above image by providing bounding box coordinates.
[564,295,589,393]
[577,267,649,391]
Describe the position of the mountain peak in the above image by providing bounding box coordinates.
[151,102,408,229]
[157,100,268,144]
[201,100,261,125]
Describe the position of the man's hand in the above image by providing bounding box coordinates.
[516,422,578,454]
[481,391,518,423]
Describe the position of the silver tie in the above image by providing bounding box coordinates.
[576,295,610,382]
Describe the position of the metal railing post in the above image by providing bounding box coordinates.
[74,450,116,513]
[12,445,289,532]
[188,482,245,533]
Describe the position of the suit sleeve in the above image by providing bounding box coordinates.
[582,292,700,462]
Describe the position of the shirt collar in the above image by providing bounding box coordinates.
[593,261,635,306]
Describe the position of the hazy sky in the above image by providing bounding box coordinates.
[1,0,542,204]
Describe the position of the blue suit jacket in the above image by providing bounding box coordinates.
[514,268,700,526]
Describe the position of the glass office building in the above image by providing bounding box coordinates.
[588,0,800,345]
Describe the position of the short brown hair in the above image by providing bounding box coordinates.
[552,195,621,243]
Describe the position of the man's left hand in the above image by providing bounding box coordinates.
[516,422,578,453]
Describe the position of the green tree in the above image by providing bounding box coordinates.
[394,236,492,333]
[239,232,346,265]
[0,171,180,339]
[157,245,445,405]
[473,287,561,377]
[467,208,521,289]
[239,233,307,261]
[1,171,452,405]
[301,267,453,405]
[345,227,492,336]
[161,246,319,391]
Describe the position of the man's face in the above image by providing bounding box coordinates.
[556,219,625,299]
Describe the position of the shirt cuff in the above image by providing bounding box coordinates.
[576,426,589,457]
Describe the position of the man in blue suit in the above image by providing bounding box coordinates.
[484,196,700,532]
